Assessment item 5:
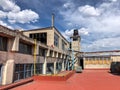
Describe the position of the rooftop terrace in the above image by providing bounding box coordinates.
[1,70,120,90]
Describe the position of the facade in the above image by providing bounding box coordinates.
[76,51,120,69]
[0,25,69,85]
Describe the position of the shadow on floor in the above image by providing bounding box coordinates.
[108,71,120,76]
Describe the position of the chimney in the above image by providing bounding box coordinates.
[52,13,55,27]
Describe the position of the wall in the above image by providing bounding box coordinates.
[83,57,112,69]
[111,56,120,62]
[72,41,80,51]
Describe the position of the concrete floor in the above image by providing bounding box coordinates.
[11,70,120,90]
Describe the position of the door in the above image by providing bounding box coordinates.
[80,58,84,69]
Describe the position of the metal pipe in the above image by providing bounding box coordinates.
[34,39,37,75]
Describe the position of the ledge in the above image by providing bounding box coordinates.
[33,71,75,81]
[0,77,33,90]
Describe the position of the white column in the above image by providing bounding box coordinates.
[43,49,49,74]
[43,58,47,74]
[54,61,57,74]
[62,60,65,71]
[11,36,19,51]
[2,60,14,85]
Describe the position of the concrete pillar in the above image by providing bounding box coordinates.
[47,49,50,56]
[61,54,65,71]
[56,52,58,58]
[62,60,65,71]
[2,60,14,85]
[11,36,19,51]
[52,51,55,57]
[54,61,57,74]
[43,50,49,74]
[43,58,47,74]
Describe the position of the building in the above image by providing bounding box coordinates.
[69,30,120,70]
[76,50,120,69]
[0,25,69,85]
[1,22,120,86]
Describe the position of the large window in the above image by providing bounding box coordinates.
[56,62,62,72]
[39,47,45,56]
[19,42,32,54]
[14,64,43,82]
[54,33,59,47]
[46,63,54,74]
[29,33,47,44]
[0,36,7,51]
[58,53,61,58]
[14,64,25,81]
[36,63,43,74]
[50,50,53,57]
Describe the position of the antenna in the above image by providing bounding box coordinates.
[52,13,55,27]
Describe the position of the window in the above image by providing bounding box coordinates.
[56,62,62,72]
[73,29,79,41]
[62,40,65,50]
[39,48,45,56]
[36,63,43,74]
[50,50,53,57]
[14,64,43,82]
[0,36,7,51]
[14,64,25,81]
[25,64,33,78]
[58,53,61,58]
[69,42,71,49]
[54,33,59,47]
[19,42,32,54]
[29,33,47,44]
[46,63,54,74]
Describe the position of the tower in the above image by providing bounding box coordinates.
[70,29,81,51]
[68,29,81,70]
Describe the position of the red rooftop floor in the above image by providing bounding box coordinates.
[11,70,120,90]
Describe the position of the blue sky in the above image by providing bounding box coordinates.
[0,0,120,52]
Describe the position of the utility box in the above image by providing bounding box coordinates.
[110,62,120,73]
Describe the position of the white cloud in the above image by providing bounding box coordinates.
[60,1,120,51]
[0,10,6,18]
[83,37,120,51]
[78,5,100,17]
[7,10,39,24]
[62,27,89,40]
[63,2,71,8]
[0,0,39,25]
[109,0,117,2]
[0,0,20,12]
[63,2,75,9]
[78,28,89,35]
[0,20,13,29]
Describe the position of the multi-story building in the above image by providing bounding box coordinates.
[0,25,69,85]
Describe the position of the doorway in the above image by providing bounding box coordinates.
[80,58,84,69]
